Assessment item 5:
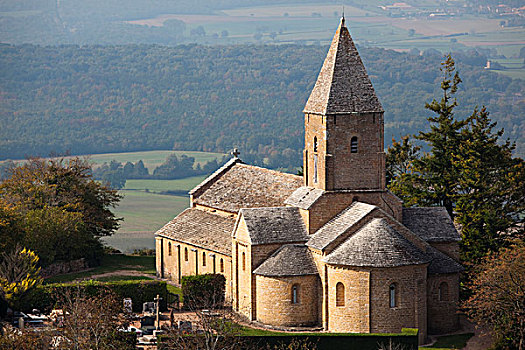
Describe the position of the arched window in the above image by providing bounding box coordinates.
[336,282,345,307]
[220,258,224,273]
[389,283,398,308]
[184,247,188,261]
[168,242,172,256]
[242,252,246,271]
[292,284,299,304]
[313,136,318,153]
[438,282,449,301]
[351,136,358,153]
[202,252,206,266]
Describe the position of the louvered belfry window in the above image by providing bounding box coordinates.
[351,136,358,153]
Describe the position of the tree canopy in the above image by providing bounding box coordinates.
[0,158,121,266]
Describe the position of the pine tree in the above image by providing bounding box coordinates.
[454,107,525,263]
[412,54,469,218]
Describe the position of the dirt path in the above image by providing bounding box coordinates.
[74,269,154,281]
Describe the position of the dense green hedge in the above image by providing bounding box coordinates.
[243,334,419,350]
[19,280,168,313]
[159,331,419,350]
[181,273,225,309]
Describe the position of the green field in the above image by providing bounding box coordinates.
[86,150,225,171]
[489,58,525,80]
[103,173,208,252]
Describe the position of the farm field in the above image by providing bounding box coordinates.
[86,150,225,171]
[103,190,189,252]
[127,2,524,57]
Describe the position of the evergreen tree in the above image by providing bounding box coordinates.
[411,54,469,218]
[454,107,525,263]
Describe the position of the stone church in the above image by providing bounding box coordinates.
[155,18,463,343]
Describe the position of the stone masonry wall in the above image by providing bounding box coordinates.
[255,275,319,327]
[370,265,428,344]
[307,192,402,235]
[158,237,232,299]
[429,242,460,262]
[304,113,327,189]
[427,273,460,334]
[328,112,385,190]
[326,265,371,333]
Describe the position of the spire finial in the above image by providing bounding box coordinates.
[342,6,345,26]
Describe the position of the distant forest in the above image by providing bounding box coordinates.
[0,44,523,169]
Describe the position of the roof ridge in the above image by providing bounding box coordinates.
[189,157,242,196]
[237,163,301,179]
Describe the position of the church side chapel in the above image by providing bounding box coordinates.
[155,18,463,344]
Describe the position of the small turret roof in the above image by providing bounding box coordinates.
[253,244,318,277]
[304,18,383,115]
[323,218,430,267]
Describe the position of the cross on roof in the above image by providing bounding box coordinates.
[231,148,241,158]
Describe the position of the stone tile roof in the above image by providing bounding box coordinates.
[189,157,240,196]
[155,208,235,255]
[284,186,325,209]
[253,244,318,277]
[402,207,460,242]
[192,162,303,213]
[307,202,376,251]
[323,218,430,267]
[427,247,464,274]
[240,207,309,246]
[303,18,383,115]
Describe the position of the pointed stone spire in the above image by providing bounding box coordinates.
[304,18,383,115]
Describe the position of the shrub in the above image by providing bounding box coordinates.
[19,280,168,313]
[181,274,225,309]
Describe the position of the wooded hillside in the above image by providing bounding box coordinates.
[0,44,523,168]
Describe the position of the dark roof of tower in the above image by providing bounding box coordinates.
[323,218,430,267]
[239,207,309,246]
[402,207,460,242]
[303,18,383,115]
[253,244,318,277]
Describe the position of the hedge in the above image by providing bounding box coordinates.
[159,331,419,350]
[18,280,168,313]
[181,273,225,309]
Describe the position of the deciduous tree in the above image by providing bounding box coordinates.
[464,245,525,350]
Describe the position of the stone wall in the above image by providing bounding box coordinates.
[429,242,460,262]
[326,265,371,333]
[157,237,232,299]
[255,275,319,327]
[41,258,88,278]
[427,273,460,334]
[304,112,386,191]
[370,265,428,344]
[327,112,385,191]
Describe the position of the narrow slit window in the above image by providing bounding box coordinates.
[351,136,358,153]
[202,252,206,266]
[220,258,224,273]
[389,283,397,308]
[438,282,449,301]
[184,247,188,262]
[292,284,299,304]
[313,154,318,184]
[336,282,345,307]
[242,252,246,271]
[168,242,172,256]
[313,136,318,153]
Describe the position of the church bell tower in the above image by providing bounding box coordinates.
[303,17,386,191]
